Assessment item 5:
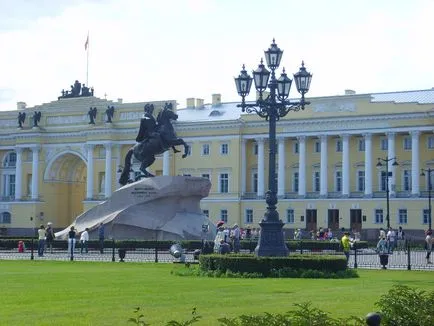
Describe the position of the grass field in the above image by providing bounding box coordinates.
[0,261,433,325]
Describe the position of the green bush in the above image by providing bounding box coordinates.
[199,254,348,277]
[375,284,434,326]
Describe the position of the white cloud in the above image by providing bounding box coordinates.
[0,0,433,111]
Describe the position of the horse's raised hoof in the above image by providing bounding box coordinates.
[182,153,188,158]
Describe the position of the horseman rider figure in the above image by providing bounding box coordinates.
[136,104,180,154]
[118,102,189,185]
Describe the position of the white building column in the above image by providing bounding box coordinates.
[342,134,350,197]
[86,144,94,199]
[298,136,306,196]
[114,145,122,189]
[257,138,265,197]
[387,132,396,197]
[364,133,373,197]
[31,145,40,200]
[277,137,286,197]
[14,147,23,200]
[241,139,247,195]
[411,130,420,196]
[163,151,170,176]
[104,143,113,198]
[320,135,328,197]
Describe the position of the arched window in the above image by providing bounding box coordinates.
[0,212,11,223]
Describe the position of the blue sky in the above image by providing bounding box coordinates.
[0,0,433,111]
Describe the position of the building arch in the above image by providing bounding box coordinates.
[42,150,87,227]
[44,150,87,183]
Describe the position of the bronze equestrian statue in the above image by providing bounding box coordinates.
[118,103,189,185]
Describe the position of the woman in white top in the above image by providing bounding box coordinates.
[425,229,433,264]
[80,228,90,254]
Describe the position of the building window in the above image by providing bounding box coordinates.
[423,209,430,225]
[314,171,320,192]
[201,173,210,180]
[293,172,299,192]
[428,136,434,149]
[375,209,384,224]
[98,147,106,159]
[0,212,11,224]
[380,171,387,191]
[357,170,365,192]
[398,209,408,224]
[286,209,295,223]
[253,143,258,155]
[186,143,192,156]
[220,143,229,155]
[335,171,342,192]
[380,139,388,151]
[201,144,210,156]
[253,173,258,192]
[403,170,412,191]
[2,174,16,197]
[3,152,16,167]
[336,140,342,152]
[245,209,253,223]
[403,137,412,150]
[358,139,365,152]
[220,209,228,223]
[293,141,299,154]
[314,141,320,153]
[98,172,105,194]
[202,209,209,217]
[219,173,229,193]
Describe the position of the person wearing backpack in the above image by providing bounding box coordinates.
[45,222,55,254]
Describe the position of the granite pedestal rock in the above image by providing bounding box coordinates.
[56,176,215,240]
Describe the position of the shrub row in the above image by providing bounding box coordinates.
[199,254,348,276]
[0,238,367,251]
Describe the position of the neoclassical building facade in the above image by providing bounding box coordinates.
[0,89,433,238]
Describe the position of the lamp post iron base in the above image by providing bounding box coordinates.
[255,219,289,257]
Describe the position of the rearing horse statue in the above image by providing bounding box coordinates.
[118,103,189,186]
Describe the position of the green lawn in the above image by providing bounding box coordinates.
[0,261,433,325]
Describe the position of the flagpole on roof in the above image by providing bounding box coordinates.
[85,32,89,86]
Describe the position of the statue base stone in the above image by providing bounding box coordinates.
[56,176,215,240]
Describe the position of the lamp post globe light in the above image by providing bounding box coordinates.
[420,168,433,230]
[376,157,399,229]
[234,39,312,257]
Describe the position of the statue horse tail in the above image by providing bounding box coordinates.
[119,148,134,186]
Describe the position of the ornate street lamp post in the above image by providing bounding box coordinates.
[234,39,312,256]
[420,168,433,230]
[376,157,399,229]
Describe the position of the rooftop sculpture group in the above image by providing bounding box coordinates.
[58,80,94,99]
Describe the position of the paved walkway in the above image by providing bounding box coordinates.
[1,248,433,271]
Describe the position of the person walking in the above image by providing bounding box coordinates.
[37,225,46,257]
[213,225,225,253]
[80,228,89,254]
[231,224,241,253]
[397,226,406,253]
[67,226,77,258]
[341,231,351,266]
[425,229,433,264]
[386,227,396,253]
[376,235,389,269]
[45,222,55,254]
[98,223,105,254]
